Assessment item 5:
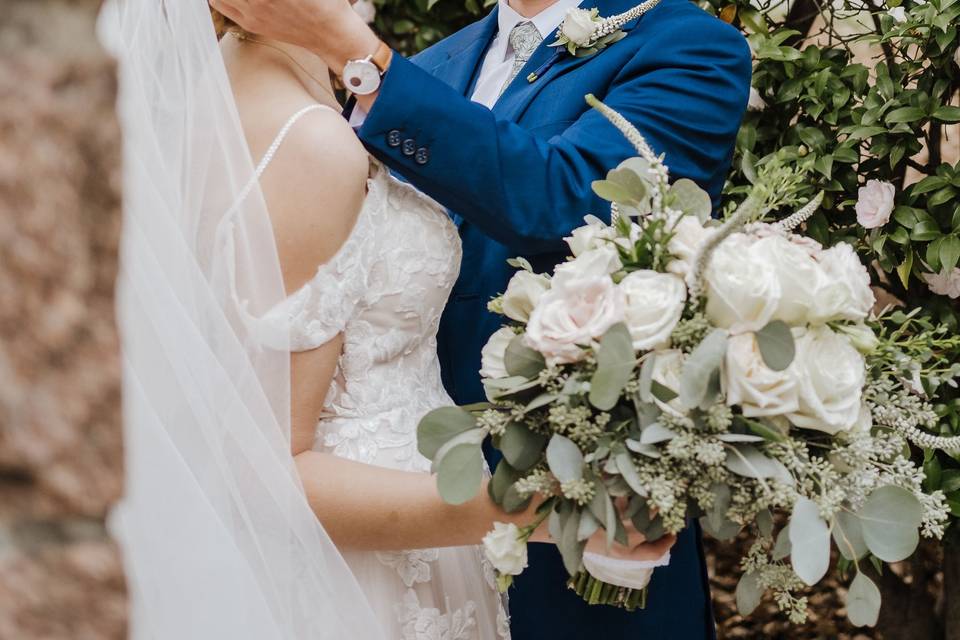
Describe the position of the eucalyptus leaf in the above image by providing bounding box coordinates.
[773,524,792,560]
[846,572,881,627]
[626,439,662,458]
[505,335,547,378]
[789,497,831,586]
[632,507,666,542]
[418,407,478,459]
[832,510,868,561]
[488,460,521,505]
[724,445,793,483]
[706,483,732,534]
[638,354,657,403]
[680,329,728,410]
[615,452,646,495]
[757,509,774,538]
[700,513,741,541]
[546,434,584,483]
[559,510,585,575]
[755,320,795,372]
[501,422,548,471]
[436,443,484,505]
[502,484,533,513]
[669,179,713,222]
[589,323,636,410]
[716,434,766,443]
[640,423,678,445]
[735,571,764,617]
[858,486,922,562]
[577,509,601,542]
[431,428,486,473]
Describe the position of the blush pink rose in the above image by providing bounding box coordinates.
[524,276,626,364]
[855,180,896,229]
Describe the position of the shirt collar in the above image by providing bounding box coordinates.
[494,0,584,56]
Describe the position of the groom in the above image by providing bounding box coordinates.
[212,0,751,636]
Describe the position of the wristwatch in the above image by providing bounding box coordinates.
[342,41,393,96]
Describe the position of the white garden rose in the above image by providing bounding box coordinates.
[553,245,622,286]
[501,271,550,322]
[704,233,781,334]
[525,276,626,364]
[561,8,596,46]
[723,333,799,417]
[747,87,767,112]
[650,349,686,417]
[666,214,714,278]
[619,270,686,350]
[787,326,866,434]
[480,327,515,379]
[483,522,528,576]
[855,180,896,229]
[812,242,875,323]
[923,268,960,299]
[565,216,614,256]
[757,235,824,326]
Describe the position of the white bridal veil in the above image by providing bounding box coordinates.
[100,1,383,637]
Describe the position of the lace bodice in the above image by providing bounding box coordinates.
[262,105,462,470]
[256,106,507,640]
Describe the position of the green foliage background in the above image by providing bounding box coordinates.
[373,0,492,55]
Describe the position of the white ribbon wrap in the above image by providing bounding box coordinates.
[581,550,672,590]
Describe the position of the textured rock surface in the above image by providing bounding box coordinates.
[0,1,126,638]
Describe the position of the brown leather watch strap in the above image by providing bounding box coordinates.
[370,40,393,75]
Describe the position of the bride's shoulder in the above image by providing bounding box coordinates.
[258,102,370,294]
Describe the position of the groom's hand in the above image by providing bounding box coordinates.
[210,0,382,76]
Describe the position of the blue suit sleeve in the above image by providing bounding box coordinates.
[359,14,751,254]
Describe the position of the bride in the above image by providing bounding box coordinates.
[103,1,672,638]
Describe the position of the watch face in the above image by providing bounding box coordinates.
[342,59,381,96]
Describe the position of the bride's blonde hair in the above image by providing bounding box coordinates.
[210,8,244,39]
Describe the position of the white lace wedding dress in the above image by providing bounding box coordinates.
[263,105,510,640]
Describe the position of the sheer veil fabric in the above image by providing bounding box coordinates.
[99,1,384,637]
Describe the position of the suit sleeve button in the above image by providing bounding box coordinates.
[415,148,430,165]
[387,130,402,147]
[402,139,417,156]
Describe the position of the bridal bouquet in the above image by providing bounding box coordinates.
[417,96,949,625]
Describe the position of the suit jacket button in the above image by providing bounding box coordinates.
[402,139,417,156]
[415,148,429,165]
[387,130,402,147]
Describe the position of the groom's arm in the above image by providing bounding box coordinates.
[358,15,751,253]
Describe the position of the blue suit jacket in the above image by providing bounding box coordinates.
[358,1,751,637]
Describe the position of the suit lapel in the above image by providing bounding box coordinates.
[492,0,650,122]
[429,9,500,97]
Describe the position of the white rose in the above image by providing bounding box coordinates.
[923,268,960,299]
[553,245,622,287]
[483,522,528,576]
[502,271,551,322]
[704,233,781,334]
[812,242,875,323]
[758,235,824,326]
[561,8,596,46]
[525,276,626,365]
[619,270,686,351]
[650,349,686,417]
[723,333,799,417]
[747,87,767,112]
[565,216,614,257]
[666,214,714,278]
[351,0,377,23]
[888,6,907,22]
[480,328,516,379]
[855,180,896,229]
[787,326,866,434]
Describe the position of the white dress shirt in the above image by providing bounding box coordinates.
[351,0,583,125]
[470,0,583,108]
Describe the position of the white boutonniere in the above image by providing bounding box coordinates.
[550,0,662,58]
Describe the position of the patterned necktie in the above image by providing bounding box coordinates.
[499,21,543,97]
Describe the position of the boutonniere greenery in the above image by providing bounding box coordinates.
[550,0,662,58]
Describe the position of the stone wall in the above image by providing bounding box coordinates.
[0,1,126,638]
